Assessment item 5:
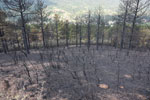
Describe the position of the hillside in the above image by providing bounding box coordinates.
[46,0,120,21]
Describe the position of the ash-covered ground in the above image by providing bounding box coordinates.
[0,46,150,100]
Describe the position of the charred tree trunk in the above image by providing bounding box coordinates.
[19,0,30,54]
[101,21,105,46]
[1,38,8,54]
[121,1,129,49]
[76,23,79,47]
[20,11,30,54]
[87,11,91,51]
[96,15,101,50]
[79,24,82,47]
[129,0,140,49]
[56,20,59,47]
[41,12,46,48]
[65,21,69,47]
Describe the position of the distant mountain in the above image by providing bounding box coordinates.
[46,0,120,21]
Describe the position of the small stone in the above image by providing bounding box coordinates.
[119,86,124,89]
[98,84,109,89]
[124,74,132,79]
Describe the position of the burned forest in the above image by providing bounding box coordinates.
[0,0,150,100]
